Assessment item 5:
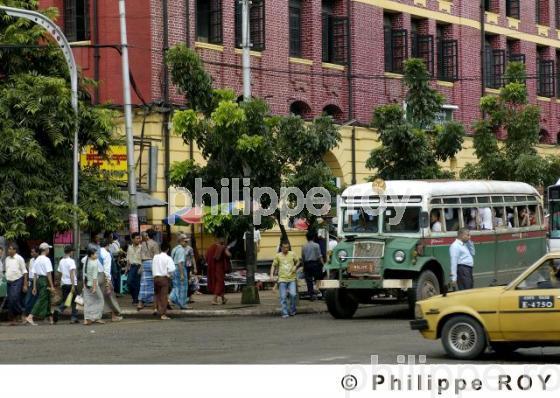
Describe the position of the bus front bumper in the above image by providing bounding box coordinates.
[317,279,413,289]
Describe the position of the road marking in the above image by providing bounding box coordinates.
[319,356,349,362]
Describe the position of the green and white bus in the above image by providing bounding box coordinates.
[322,180,547,318]
[547,183,560,251]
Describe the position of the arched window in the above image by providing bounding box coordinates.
[322,104,344,122]
[289,101,311,118]
[539,128,549,144]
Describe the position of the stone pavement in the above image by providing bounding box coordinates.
[115,289,327,318]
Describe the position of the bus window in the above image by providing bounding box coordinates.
[493,207,506,229]
[383,207,421,233]
[506,206,515,228]
[444,208,460,231]
[463,208,479,230]
[527,204,538,226]
[430,209,443,232]
[478,207,493,230]
[518,205,530,227]
[343,208,379,233]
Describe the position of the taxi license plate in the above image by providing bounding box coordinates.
[519,295,555,309]
[348,262,377,274]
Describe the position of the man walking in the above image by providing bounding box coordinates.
[100,239,123,321]
[126,232,142,305]
[449,228,476,291]
[170,234,187,309]
[24,246,39,316]
[54,245,78,324]
[25,242,55,326]
[301,231,324,301]
[4,242,28,324]
[152,241,176,320]
[270,241,300,318]
[138,229,160,310]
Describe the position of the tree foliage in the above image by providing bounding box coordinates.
[0,0,122,239]
[167,45,341,244]
[460,62,558,187]
[366,59,465,180]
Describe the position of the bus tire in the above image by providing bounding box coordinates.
[408,270,440,312]
[325,289,358,319]
[441,315,487,360]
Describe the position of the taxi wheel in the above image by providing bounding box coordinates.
[325,289,358,319]
[441,315,487,360]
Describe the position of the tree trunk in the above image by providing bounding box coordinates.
[276,212,290,249]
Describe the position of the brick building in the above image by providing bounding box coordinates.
[33,1,560,257]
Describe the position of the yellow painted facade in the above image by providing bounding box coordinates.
[116,111,560,261]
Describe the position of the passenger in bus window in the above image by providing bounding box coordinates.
[445,208,460,231]
[430,210,442,232]
[506,206,515,228]
[478,207,493,230]
[518,207,530,227]
[464,208,479,230]
[493,208,505,228]
[528,206,538,226]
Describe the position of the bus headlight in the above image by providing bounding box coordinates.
[393,250,406,263]
[415,304,423,319]
[337,250,348,262]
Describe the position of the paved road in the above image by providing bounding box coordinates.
[1,305,559,364]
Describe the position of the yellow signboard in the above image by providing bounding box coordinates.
[81,145,128,181]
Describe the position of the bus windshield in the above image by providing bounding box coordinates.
[342,206,422,234]
[342,207,379,233]
[382,207,421,233]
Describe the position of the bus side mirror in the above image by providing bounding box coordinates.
[419,211,430,229]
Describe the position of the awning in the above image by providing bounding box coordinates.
[110,191,167,209]
[164,207,204,225]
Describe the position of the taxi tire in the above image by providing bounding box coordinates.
[441,315,487,360]
[325,289,358,319]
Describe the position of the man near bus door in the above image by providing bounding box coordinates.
[301,231,324,300]
[449,228,476,291]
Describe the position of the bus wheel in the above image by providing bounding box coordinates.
[325,289,358,319]
[408,270,440,312]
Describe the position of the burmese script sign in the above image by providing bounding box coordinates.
[81,145,127,181]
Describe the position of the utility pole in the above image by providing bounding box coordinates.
[240,0,259,304]
[0,6,80,262]
[118,0,139,234]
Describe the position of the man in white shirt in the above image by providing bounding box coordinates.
[25,242,55,326]
[449,228,476,291]
[152,241,176,320]
[54,245,79,323]
[478,207,493,230]
[4,242,28,324]
[100,239,123,322]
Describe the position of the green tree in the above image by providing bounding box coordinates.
[460,62,557,187]
[0,0,122,240]
[167,44,341,246]
[366,59,465,180]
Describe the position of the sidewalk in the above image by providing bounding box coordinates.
[116,289,328,318]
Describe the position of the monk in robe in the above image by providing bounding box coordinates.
[206,237,231,305]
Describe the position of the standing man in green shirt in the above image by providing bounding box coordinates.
[270,242,300,318]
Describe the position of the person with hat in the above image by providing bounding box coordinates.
[24,242,55,326]
[53,245,78,324]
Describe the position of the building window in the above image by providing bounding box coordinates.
[537,58,555,97]
[556,0,560,29]
[64,0,90,42]
[412,33,434,76]
[290,100,311,118]
[536,0,550,26]
[506,0,520,19]
[485,36,505,88]
[289,0,302,57]
[436,26,458,82]
[485,0,499,13]
[323,104,344,122]
[196,0,223,44]
[384,15,408,74]
[235,0,265,51]
[322,1,348,64]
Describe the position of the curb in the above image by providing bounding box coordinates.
[119,305,327,318]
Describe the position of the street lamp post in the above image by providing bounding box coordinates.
[0,6,80,260]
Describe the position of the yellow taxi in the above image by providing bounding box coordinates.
[410,252,560,359]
